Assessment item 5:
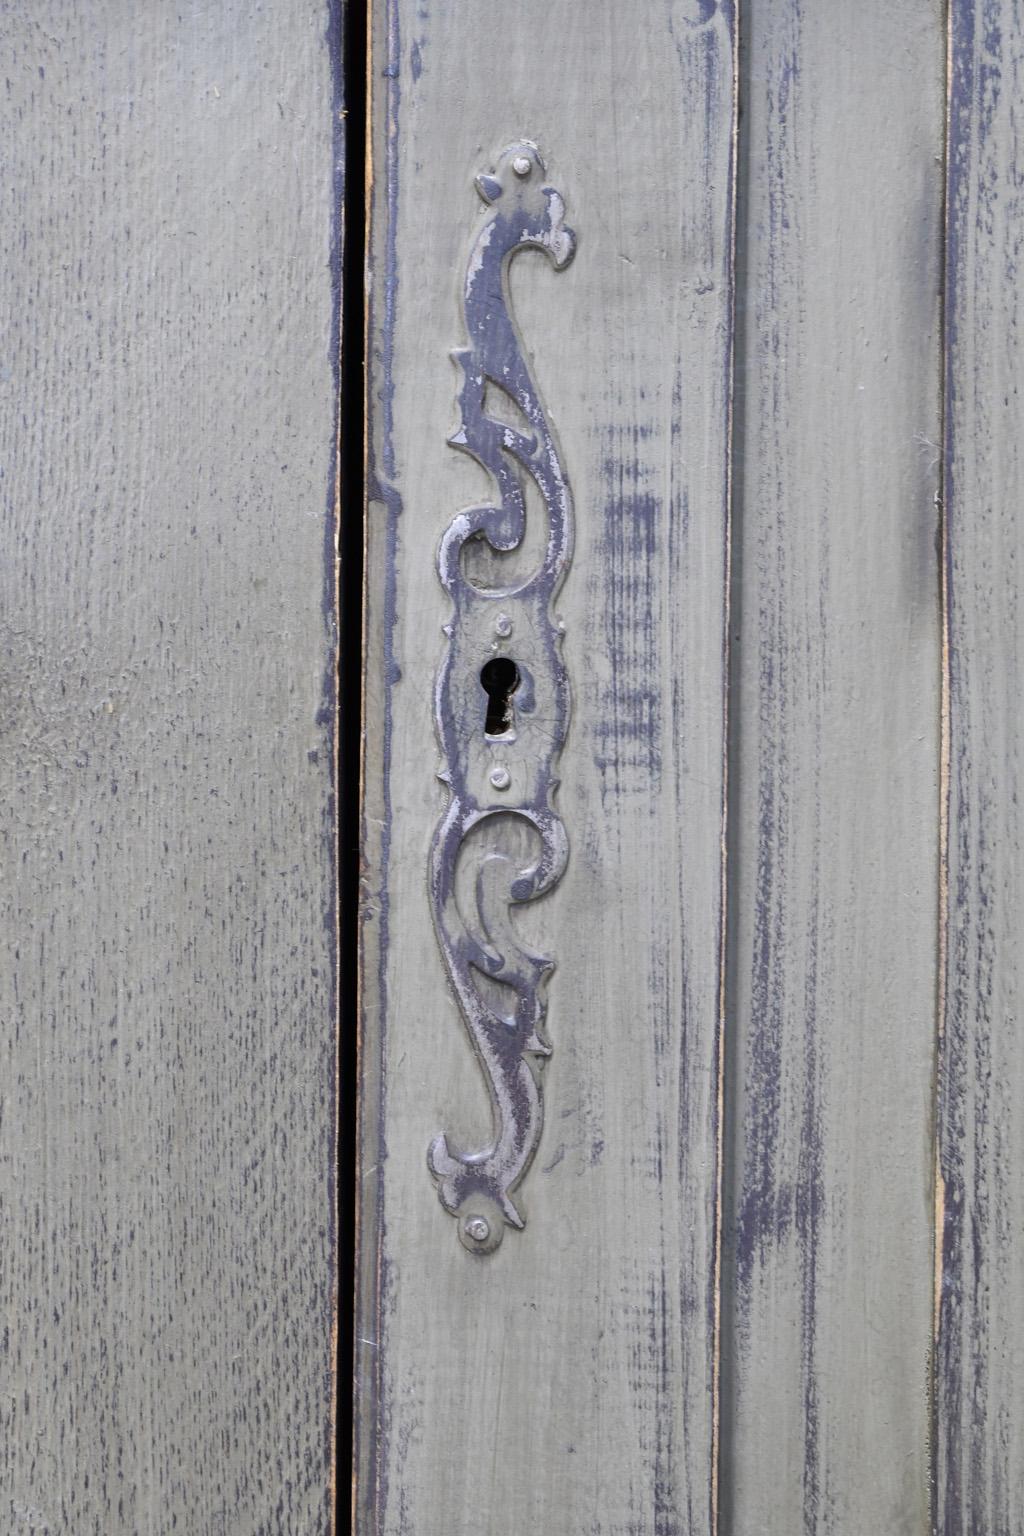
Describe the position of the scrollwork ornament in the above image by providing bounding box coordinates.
[427,142,576,1254]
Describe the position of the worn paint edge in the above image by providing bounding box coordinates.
[932,3,954,1528]
[326,0,346,1526]
[712,2,740,1532]
[934,0,974,1528]
[354,0,402,1530]
[353,0,374,1510]
[934,0,981,1527]
[353,0,372,1511]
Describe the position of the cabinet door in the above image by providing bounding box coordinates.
[360,3,1024,1533]
[0,6,339,1530]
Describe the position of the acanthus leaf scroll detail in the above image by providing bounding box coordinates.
[427,141,576,1254]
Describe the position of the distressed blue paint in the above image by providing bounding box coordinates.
[591,435,662,801]
[937,2,1024,1531]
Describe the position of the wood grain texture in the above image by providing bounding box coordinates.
[358,0,735,1530]
[0,5,338,1532]
[720,4,944,1532]
[937,2,1024,1529]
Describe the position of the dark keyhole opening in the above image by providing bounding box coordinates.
[480,656,520,737]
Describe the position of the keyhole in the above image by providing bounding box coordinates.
[480,656,520,737]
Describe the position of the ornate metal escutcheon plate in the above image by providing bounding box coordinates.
[427,142,576,1254]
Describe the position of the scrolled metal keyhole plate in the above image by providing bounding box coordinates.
[427,141,576,1252]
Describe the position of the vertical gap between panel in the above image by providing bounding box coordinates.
[339,0,368,1524]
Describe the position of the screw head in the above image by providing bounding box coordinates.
[489,765,511,791]
[464,1215,491,1244]
[495,612,513,638]
[512,155,531,177]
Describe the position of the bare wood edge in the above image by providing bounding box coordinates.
[712,6,741,1531]
[330,161,342,1536]
[329,409,341,1530]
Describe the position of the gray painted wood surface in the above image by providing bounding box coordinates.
[360,2,1024,1533]
[938,2,1024,1529]
[358,1,735,1531]
[720,5,944,1533]
[0,5,338,1532]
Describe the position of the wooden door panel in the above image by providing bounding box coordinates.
[0,6,339,1530]
[357,2,1024,1533]
[358,2,736,1531]
[721,3,944,1530]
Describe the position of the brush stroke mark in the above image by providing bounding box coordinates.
[427,141,576,1253]
[590,426,663,806]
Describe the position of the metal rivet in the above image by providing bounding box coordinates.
[495,612,513,637]
[512,155,531,177]
[464,1215,490,1243]
[489,765,511,791]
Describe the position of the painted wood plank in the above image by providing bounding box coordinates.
[937,3,1024,1528]
[0,6,339,1531]
[720,3,944,1531]
[357,1,736,1530]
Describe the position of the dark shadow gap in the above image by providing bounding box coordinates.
[336,0,367,1526]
